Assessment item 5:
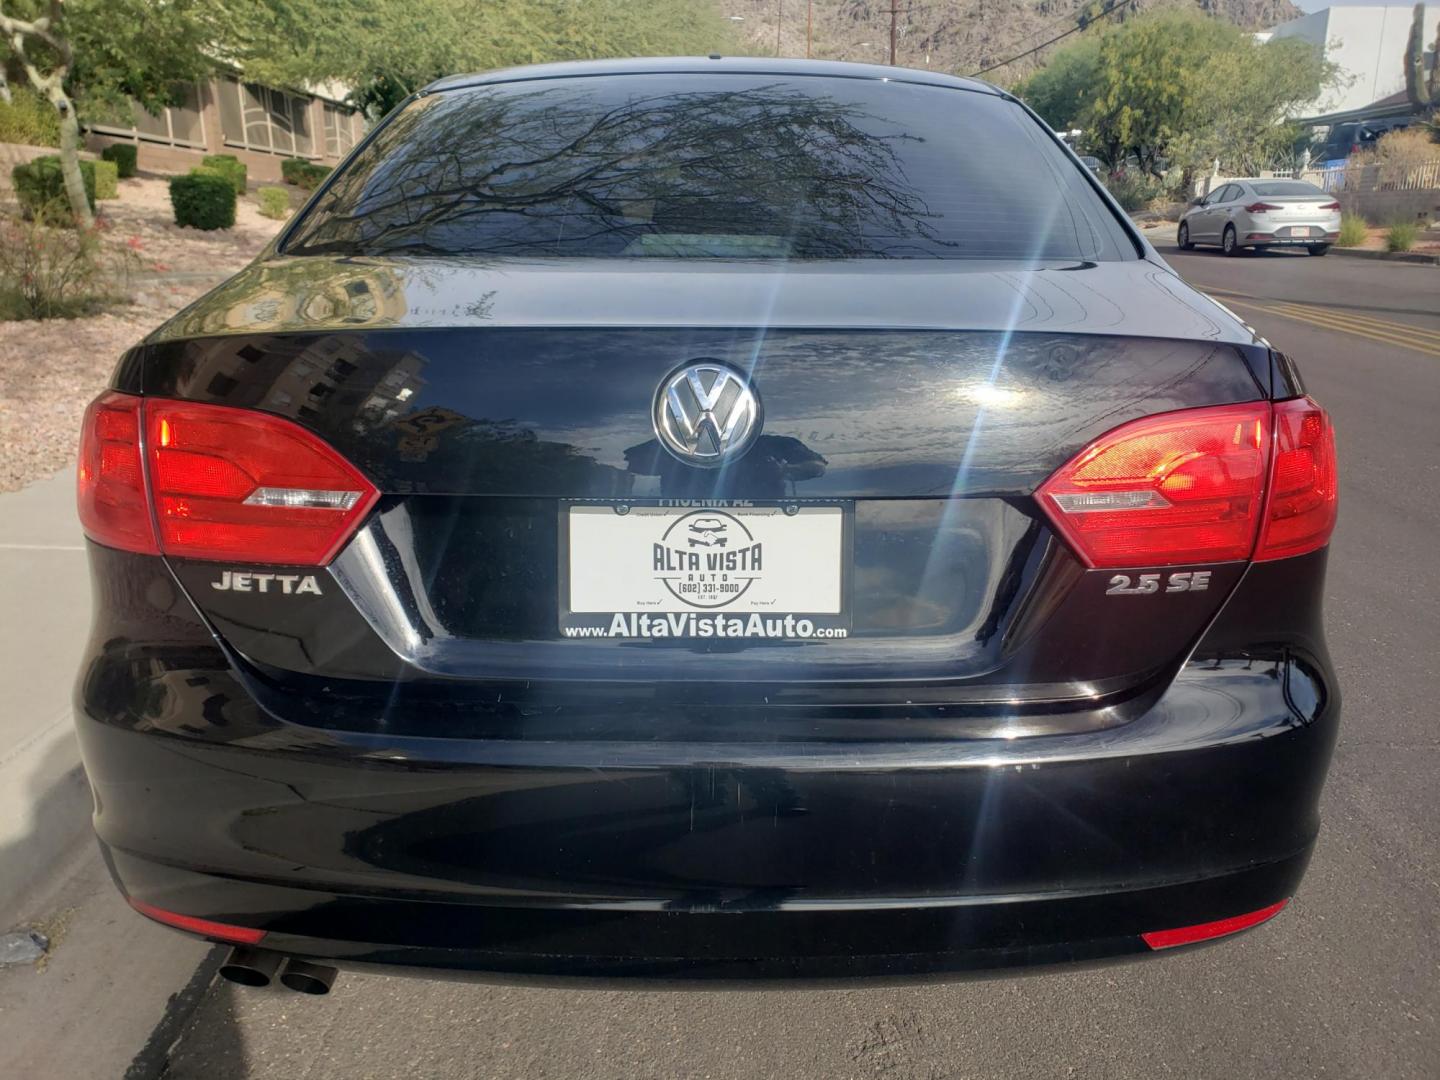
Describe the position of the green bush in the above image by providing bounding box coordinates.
[93,159,119,200]
[1384,221,1419,252]
[11,155,96,220]
[281,157,332,191]
[0,87,61,147]
[257,185,291,219]
[280,157,309,184]
[101,143,138,178]
[170,169,236,230]
[201,153,247,194]
[1336,213,1368,247]
[1103,170,1164,213]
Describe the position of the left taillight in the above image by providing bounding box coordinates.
[78,392,379,566]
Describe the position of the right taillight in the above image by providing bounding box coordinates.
[1038,398,1336,569]
[1255,397,1337,561]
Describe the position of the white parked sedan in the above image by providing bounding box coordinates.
[1178,179,1341,256]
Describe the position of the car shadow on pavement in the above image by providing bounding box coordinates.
[0,734,92,918]
[147,976,251,1080]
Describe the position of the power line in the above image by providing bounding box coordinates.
[967,0,1142,78]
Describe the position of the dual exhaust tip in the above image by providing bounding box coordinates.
[219,946,336,995]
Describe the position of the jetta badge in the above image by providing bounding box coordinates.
[653,361,762,468]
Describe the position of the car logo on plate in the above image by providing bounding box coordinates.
[653,361,762,468]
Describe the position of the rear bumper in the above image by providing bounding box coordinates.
[101,845,1311,982]
[76,646,1339,980]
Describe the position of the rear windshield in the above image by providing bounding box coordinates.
[1252,181,1327,198]
[284,74,1134,262]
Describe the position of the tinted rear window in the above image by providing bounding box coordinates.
[1252,181,1326,198]
[284,74,1133,262]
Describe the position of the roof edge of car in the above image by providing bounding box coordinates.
[421,57,1003,97]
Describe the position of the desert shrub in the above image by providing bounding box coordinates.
[93,159,119,200]
[281,157,332,191]
[1336,213,1368,247]
[11,155,96,220]
[0,87,61,147]
[257,185,291,219]
[170,169,236,230]
[101,143,138,178]
[201,154,247,194]
[1384,221,1419,252]
[1348,128,1440,190]
[0,208,137,319]
[1103,170,1164,212]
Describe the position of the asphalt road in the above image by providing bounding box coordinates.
[60,247,1440,1078]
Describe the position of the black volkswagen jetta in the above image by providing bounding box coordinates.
[74,58,1339,991]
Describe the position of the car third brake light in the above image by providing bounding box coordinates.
[77,392,379,566]
[1037,399,1337,569]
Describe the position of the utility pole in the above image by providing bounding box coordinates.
[806,0,813,58]
[777,0,782,57]
[887,3,901,66]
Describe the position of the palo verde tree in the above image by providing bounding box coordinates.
[1020,10,1336,181]
[0,0,224,225]
[0,0,738,226]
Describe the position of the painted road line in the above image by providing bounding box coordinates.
[1272,306,1440,345]
[1263,304,1440,358]
[1207,293,1440,358]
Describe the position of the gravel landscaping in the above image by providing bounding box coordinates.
[0,175,286,492]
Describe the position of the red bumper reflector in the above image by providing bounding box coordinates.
[128,897,267,945]
[1141,898,1288,950]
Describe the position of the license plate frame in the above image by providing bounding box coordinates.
[558,500,854,641]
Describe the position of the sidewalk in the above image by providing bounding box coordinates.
[0,469,93,916]
[0,468,213,1080]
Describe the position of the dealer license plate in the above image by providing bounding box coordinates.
[560,503,850,640]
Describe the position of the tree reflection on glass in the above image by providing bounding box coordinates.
[287,80,959,259]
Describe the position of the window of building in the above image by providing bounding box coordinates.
[323,103,360,159]
[88,82,206,149]
[219,78,315,157]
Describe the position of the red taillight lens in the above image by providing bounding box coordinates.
[1142,898,1288,950]
[1037,403,1271,568]
[145,400,379,565]
[1244,202,1281,213]
[1320,201,1341,210]
[128,897,267,945]
[1256,397,1337,561]
[1039,399,1337,568]
[77,391,159,554]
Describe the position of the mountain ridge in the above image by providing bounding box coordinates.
[717,0,1304,81]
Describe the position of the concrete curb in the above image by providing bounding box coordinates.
[1328,246,1440,266]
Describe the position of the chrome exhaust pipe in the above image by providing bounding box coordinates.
[279,957,337,995]
[218,946,282,988]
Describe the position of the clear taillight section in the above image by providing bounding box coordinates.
[1038,399,1337,569]
[77,392,378,565]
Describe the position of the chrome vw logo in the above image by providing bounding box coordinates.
[652,361,762,467]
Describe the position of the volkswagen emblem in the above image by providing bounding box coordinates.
[652,361,762,468]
